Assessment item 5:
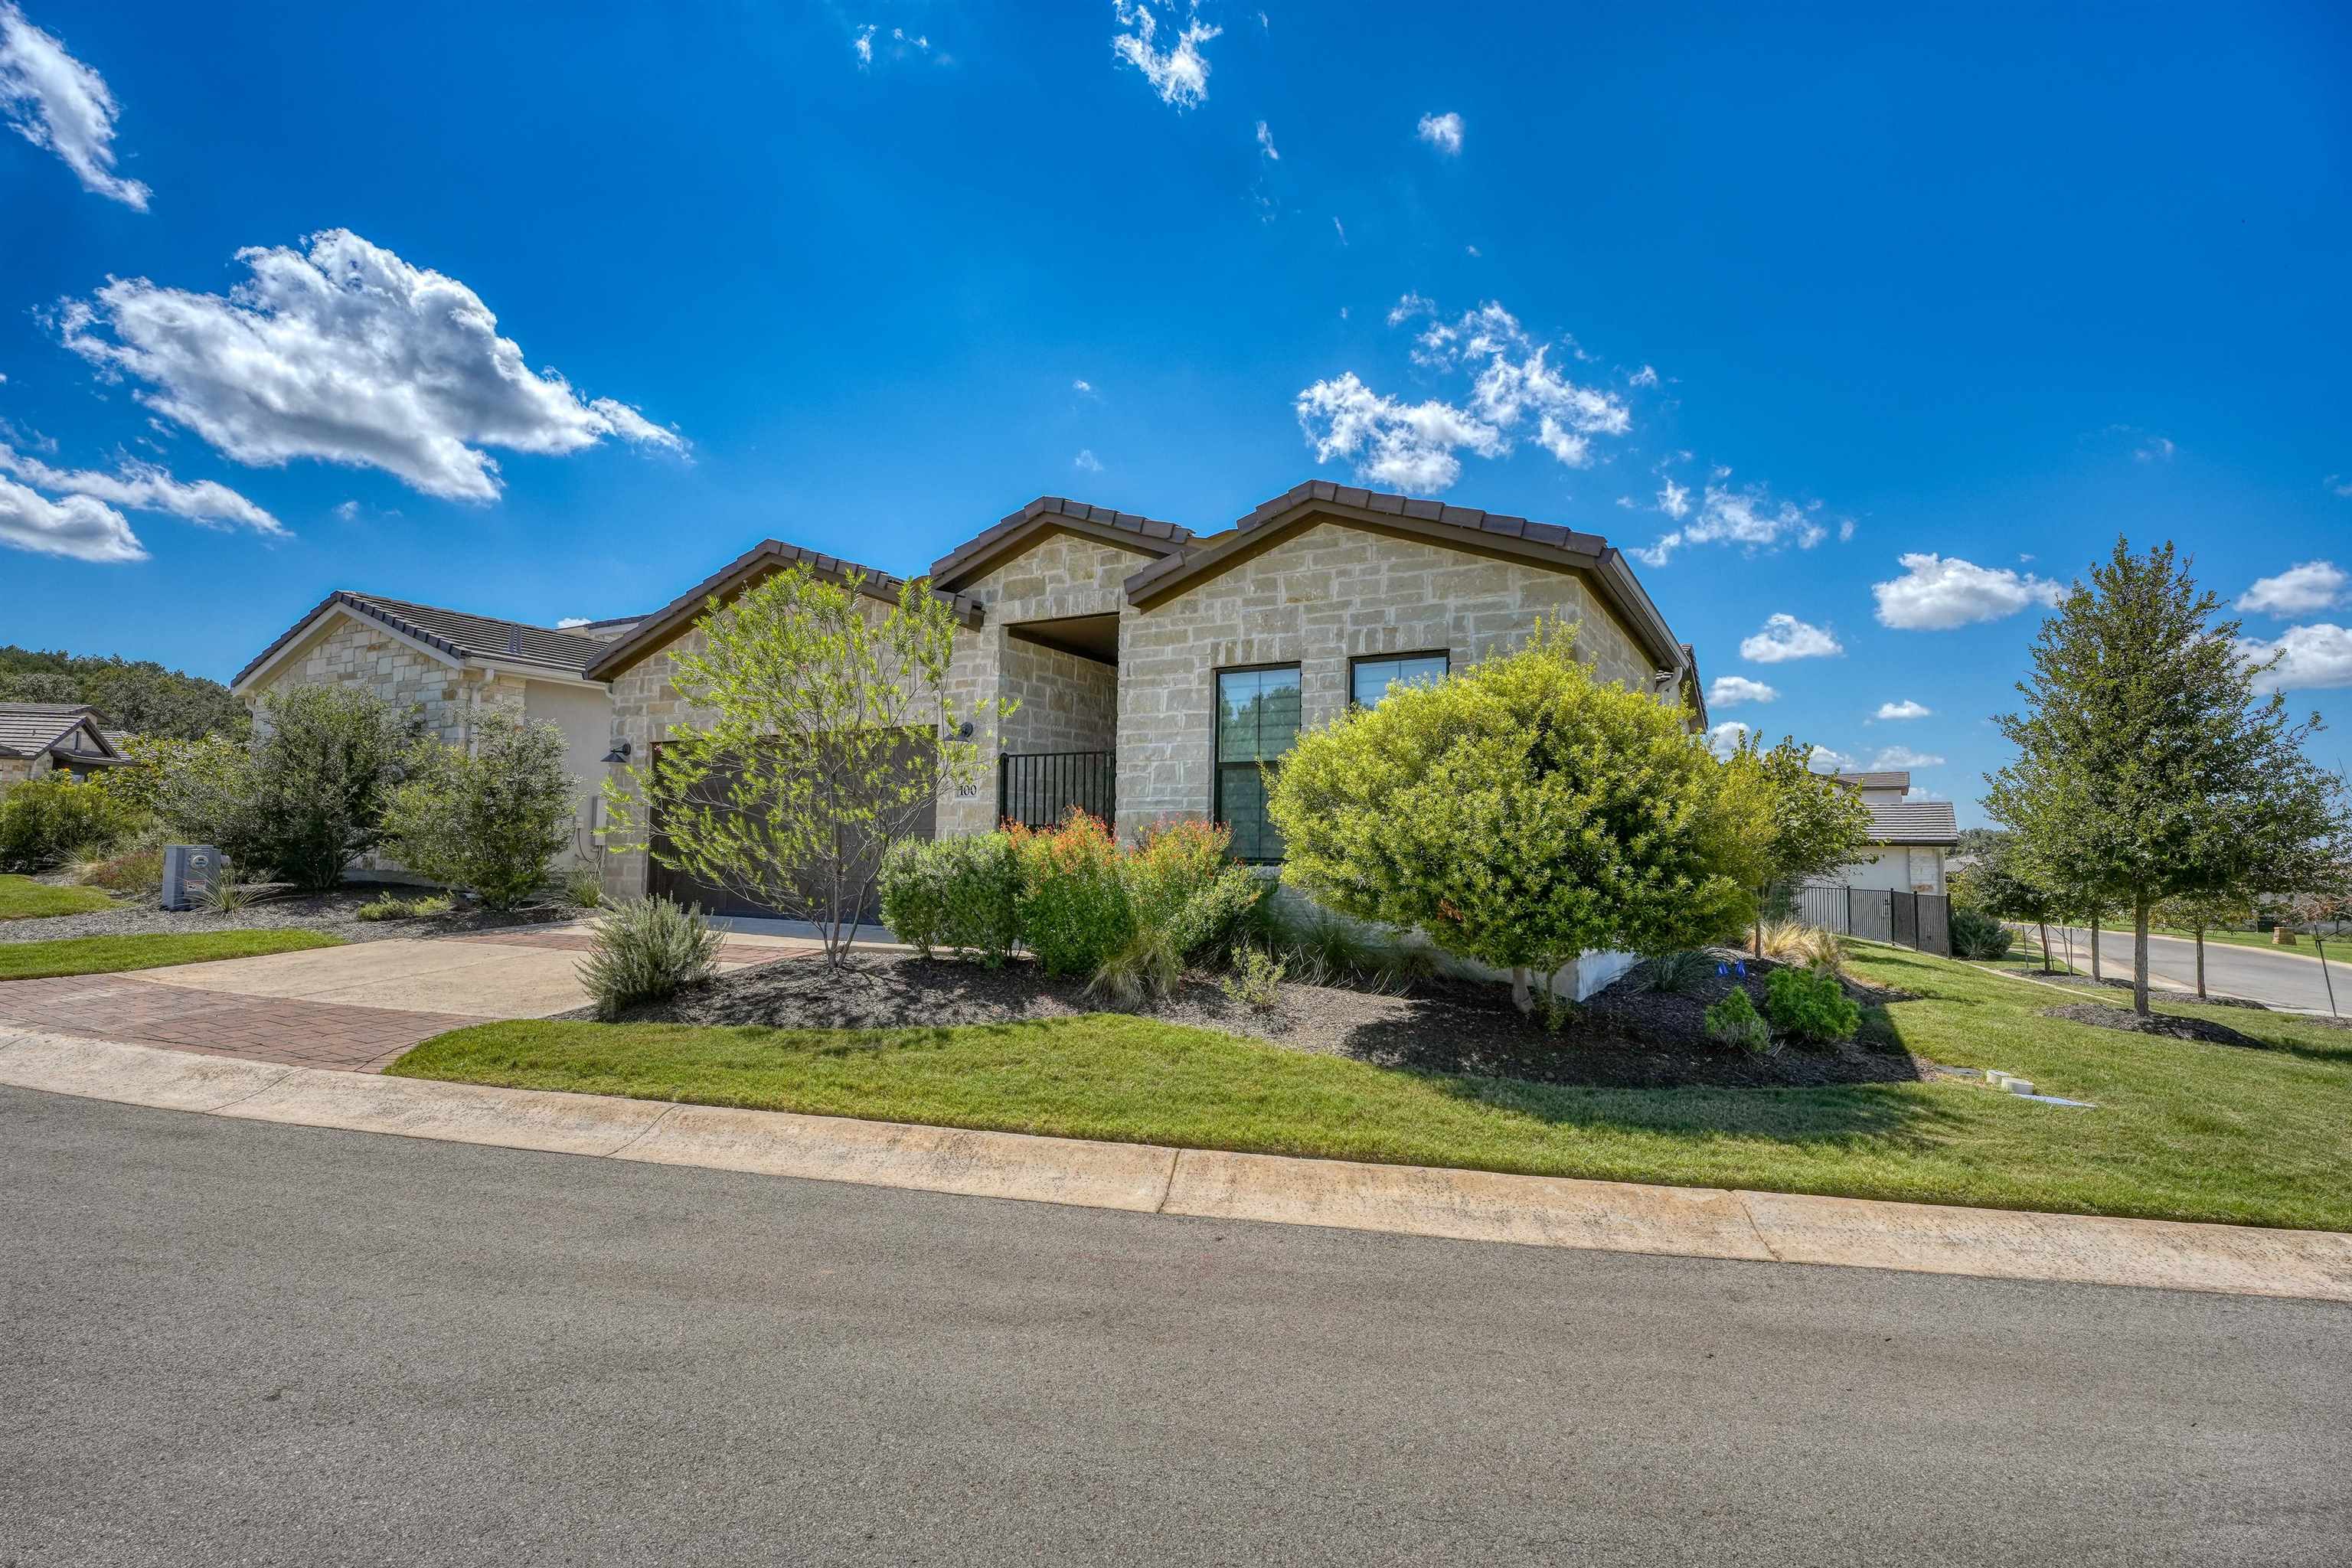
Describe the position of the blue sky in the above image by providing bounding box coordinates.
[3,0,2347,823]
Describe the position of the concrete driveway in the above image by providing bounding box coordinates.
[0,924,808,1072]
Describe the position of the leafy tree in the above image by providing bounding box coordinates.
[1986,539,2350,1016]
[1715,733,1873,956]
[601,567,1007,968]
[1266,621,1748,1015]
[0,645,247,740]
[383,712,577,909]
[2155,886,2254,1001]
[1951,832,2066,972]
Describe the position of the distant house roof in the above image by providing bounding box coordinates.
[1833,769,1913,792]
[584,540,988,683]
[0,702,124,765]
[1121,481,1689,676]
[1860,799,1960,847]
[233,592,619,691]
[929,496,1192,591]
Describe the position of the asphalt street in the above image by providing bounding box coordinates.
[2043,925,2347,1014]
[5,1085,2347,1567]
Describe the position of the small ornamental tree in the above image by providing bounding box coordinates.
[384,712,577,909]
[1952,832,2065,972]
[181,686,420,890]
[2154,886,2253,1001]
[1715,733,1873,957]
[1266,621,1746,1015]
[601,566,1010,968]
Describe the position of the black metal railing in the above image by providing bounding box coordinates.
[1794,882,1952,957]
[998,750,1115,831]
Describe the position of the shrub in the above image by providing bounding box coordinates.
[1949,907,2012,960]
[77,844,165,897]
[201,863,256,913]
[381,712,575,910]
[564,867,604,909]
[1220,944,1285,1008]
[1010,810,1132,978]
[1704,986,1772,1053]
[1640,949,1714,995]
[1266,620,1749,1014]
[577,897,723,1021]
[1764,964,1860,1044]
[879,832,1023,964]
[355,893,453,921]
[0,775,141,871]
[1125,820,1262,964]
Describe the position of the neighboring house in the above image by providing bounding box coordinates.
[1822,770,1959,894]
[583,481,1701,996]
[0,703,126,784]
[230,593,644,874]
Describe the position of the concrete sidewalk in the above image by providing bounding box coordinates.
[5,1026,2347,1305]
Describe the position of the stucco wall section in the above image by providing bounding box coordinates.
[1115,519,1661,836]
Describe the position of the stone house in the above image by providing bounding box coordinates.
[583,481,1704,963]
[0,703,126,786]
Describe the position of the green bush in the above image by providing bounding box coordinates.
[355,893,454,921]
[880,831,1023,964]
[1949,907,2012,960]
[577,897,723,1021]
[1010,811,1132,978]
[1704,986,1772,1052]
[0,775,141,871]
[381,712,575,910]
[78,844,165,896]
[564,867,604,909]
[1220,944,1285,1008]
[1763,964,1860,1044]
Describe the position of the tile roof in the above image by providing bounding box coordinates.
[1834,770,1913,791]
[929,496,1192,587]
[0,702,108,759]
[231,592,619,690]
[1862,799,1960,846]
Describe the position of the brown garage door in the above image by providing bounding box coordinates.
[645,737,936,923]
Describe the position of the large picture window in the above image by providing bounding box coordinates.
[1351,652,1449,708]
[1214,665,1301,863]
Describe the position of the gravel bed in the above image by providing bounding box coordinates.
[0,884,577,946]
[603,946,1925,1090]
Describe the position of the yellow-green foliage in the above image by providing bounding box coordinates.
[1267,621,1749,977]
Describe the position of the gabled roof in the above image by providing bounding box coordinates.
[929,496,1192,591]
[233,592,617,691]
[1833,770,1913,792]
[1861,799,1959,847]
[1122,480,1687,674]
[584,540,987,682]
[0,702,121,762]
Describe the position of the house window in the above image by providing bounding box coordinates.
[1350,652,1449,708]
[1214,665,1301,863]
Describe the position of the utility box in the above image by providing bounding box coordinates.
[162,844,220,911]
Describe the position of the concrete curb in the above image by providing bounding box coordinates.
[5,1028,2350,1303]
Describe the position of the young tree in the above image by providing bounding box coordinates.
[1986,538,2349,1017]
[1952,832,2064,972]
[2154,886,2252,1002]
[1715,733,1874,956]
[1266,621,1749,1015]
[601,567,1008,968]
[244,687,425,890]
[384,712,577,909]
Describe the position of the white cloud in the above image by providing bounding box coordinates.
[891,27,929,49]
[1416,111,1463,155]
[1871,553,2063,629]
[852,24,874,64]
[1740,613,1843,664]
[1072,377,1095,395]
[1709,676,1778,707]
[1385,291,1434,327]
[58,229,682,504]
[1111,1,1218,109]
[1873,699,1932,720]
[0,474,145,562]
[1682,482,1828,552]
[555,616,593,629]
[1073,449,1102,472]
[1254,119,1278,159]
[0,442,281,534]
[2237,560,2347,617]
[2242,624,2352,693]
[1293,372,1504,492]
[1870,745,1945,769]
[1806,745,1857,774]
[1628,364,1659,388]
[0,4,149,209]
[1656,477,1690,518]
[332,499,360,522]
[1626,534,1679,568]
[1331,216,1346,246]
[2134,434,2174,462]
[1706,720,1750,760]
[2328,474,2352,498]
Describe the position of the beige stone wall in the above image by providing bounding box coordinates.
[1001,639,1117,753]
[0,755,44,787]
[1116,519,1661,836]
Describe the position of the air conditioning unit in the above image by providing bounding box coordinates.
[162,844,220,911]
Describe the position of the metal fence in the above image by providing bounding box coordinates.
[1795,882,1952,957]
[998,750,1116,831]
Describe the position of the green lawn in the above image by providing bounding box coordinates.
[0,930,345,980]
[390,941,2352,1233]
[0,874,113,922]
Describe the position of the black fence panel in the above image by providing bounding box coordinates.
[1792,883,1952,958]
[998,751,1116,831]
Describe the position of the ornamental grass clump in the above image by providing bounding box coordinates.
[578,896,723,1021]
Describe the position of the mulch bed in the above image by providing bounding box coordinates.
[606,945,1926,1090]
[2040,1001,2272,1050]
[0,884,576,947]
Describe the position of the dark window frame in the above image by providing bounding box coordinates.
[1210,661,1302,865]
[1348,649,1452,710]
